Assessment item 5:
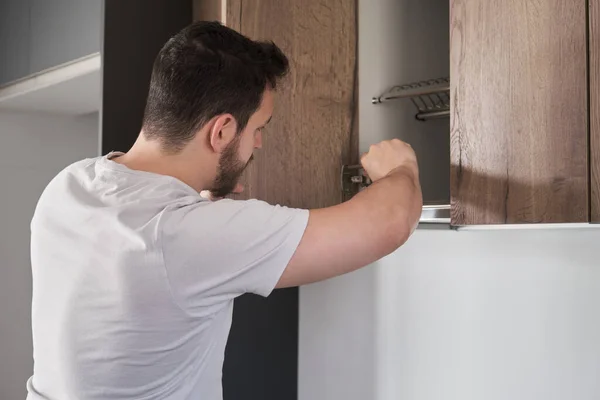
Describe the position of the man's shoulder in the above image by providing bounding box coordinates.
[31,157,101,224]
[49,156,100,183]
[38,157,96,197]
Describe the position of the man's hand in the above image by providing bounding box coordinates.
[360,138,419,183]
[276,138,423,289]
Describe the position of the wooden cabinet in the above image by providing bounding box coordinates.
[450,0,589,225]
[350,0,596,227]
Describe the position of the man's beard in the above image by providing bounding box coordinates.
[210,137,253,198]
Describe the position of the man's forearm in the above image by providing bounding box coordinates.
[351,166,423,251]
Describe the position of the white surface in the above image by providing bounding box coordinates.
[0,110,99,399]
[376,230,600,400]
[299,267,377,400]
[298,0,600,399]
[0,53,101,115]
[300,228,600,400]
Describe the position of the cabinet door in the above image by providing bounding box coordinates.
[450,0,588,225]
[227,1,358,209]
[591,0,600,223]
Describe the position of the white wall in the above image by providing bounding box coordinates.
[299,1,600,399]
[0,110,99,399]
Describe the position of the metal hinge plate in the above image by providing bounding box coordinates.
[341,164,372,200]
[340,164,452,225]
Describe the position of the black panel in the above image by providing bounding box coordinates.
[223,289,298,400]
[101,0,191,153]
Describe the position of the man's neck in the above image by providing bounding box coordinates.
[112,134,214,193]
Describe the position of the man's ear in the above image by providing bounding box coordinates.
[209,114,238,153]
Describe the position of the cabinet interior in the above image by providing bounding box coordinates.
[359,0,450,209]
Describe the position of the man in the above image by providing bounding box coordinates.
[27,21,422,400]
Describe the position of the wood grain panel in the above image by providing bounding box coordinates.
[591,0,600,223]
[192,0,222,22]
[225,0,242,30]
[450,0,588,225]
[229,0,357,209]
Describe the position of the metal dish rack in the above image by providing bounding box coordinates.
[372,77,450,121]
[359,77,452,225]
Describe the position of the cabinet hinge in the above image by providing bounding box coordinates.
[341,164,372,200]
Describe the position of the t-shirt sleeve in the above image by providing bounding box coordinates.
[160,198,309,311]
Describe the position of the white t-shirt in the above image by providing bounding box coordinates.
[26,152,309,400]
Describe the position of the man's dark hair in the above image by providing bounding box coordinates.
[142,21,289,152]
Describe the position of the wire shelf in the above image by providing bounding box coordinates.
[372,77,450,121]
